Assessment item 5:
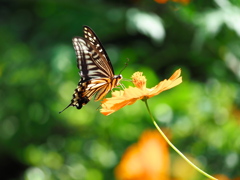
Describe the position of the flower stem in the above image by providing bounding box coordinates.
[143,100,217,180]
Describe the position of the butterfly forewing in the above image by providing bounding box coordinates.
[59,26,122,113]
[72,37,112,80]
[83,26,114,74]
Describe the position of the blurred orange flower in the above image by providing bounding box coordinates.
[154,0,190,4]
[213,175,230,180]
[115,130,170,180]
[100,69,182,116]
[155,0,168,3]
[212,174,240,180]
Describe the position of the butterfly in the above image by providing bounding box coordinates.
[60,26,122,113]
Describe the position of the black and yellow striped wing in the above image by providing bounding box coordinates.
[60,26,122,113]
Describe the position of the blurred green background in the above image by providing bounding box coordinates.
[1,0,240,179]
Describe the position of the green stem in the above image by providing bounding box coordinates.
[143,99,217,180]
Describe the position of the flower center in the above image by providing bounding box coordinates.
[131,72,146,89]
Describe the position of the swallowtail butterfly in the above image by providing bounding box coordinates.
[60,26,122,113]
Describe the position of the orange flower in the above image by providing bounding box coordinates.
[154,0,168,3]
[115,130,170,180]
[154,0,190,4]
[212,174,240,180]
[100,69,182,116]
[213,175,230,180]
[172,0,190,4]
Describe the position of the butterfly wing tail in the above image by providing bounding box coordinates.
[59,103,73,114]
[59,97,90,113]
[59,84,91,113]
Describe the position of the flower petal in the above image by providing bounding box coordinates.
[100,88,142,116]
[169,68,181,81]
[149,69,182,97]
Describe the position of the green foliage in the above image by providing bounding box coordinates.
[1,0,240,179]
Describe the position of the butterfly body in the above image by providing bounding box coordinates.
[60,26,122,113]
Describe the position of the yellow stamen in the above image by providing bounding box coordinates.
[131,72,146,90]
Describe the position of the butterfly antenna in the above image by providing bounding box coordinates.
[119,58,130,74]
[59,103,72,114]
